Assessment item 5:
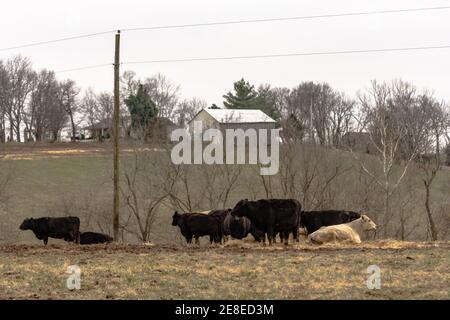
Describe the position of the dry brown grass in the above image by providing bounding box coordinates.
[0,241,448,300]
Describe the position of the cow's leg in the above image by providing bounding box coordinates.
[195,236,200,245]
[293,227,299,243]
[249,227,261,242]
[43,237,48,246]
[283,231,289,246]
[186,236,192,244]
[267,233,273,246]
[267,226,275,246]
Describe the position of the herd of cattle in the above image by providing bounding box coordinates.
[19,198,377,246]
[171,199,377,246]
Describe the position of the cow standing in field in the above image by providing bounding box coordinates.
[230,199,301,246]
[308,215,377,244]
[209,209,262,242]
[300,210,361,234]
[229,216,263,242]
[208,209,232,241]
[172,211,222,244]
[19,217,80,245]
[80,232,113,244]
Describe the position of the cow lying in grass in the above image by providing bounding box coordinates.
[80,232,113,244]
[308,215,376,244]
[19,217,80,245]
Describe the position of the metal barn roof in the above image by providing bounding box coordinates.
[201,108,276,124]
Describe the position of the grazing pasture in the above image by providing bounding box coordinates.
[0,241,448,300]
[0,143,449,300]
[2,143,449,246]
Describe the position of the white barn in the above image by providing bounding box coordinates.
[188,108,276,133]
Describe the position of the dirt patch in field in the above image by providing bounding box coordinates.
[0,142,167,160]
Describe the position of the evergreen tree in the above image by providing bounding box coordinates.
[124,84,158,137]
[223,78,259,109]
[223,78,281,120]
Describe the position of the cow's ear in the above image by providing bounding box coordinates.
[227,208,232,212]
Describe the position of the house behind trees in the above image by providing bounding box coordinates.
[83,116,178,142]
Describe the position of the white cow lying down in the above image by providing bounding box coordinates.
[308,215,377,244]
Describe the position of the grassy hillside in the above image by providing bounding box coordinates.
[0,142,449,244]
[0,143,448,300]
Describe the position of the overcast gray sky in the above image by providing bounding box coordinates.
[2,0,450,105]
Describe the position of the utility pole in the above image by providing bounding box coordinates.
[113,30,121,241]
[310,97,314,143]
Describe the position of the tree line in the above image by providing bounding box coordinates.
[1,55,449,156]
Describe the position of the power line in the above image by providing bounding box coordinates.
[2,5,450,52]
[55,63,112,73]
[121,5,450,32]
[0,30,117,52]
[121,44,450,65]
[49,44,450,73]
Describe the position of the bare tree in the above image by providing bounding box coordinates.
[144,73,180,120]
[276,82,354,146]
[0,61,7,143]
[418,99,449,241]
[27,70,59,141]
[0,56,35,142]
[58,79,80,140]
[327,93,355,147]
[174,97,206,126]
[120,152,170,243]
[356,80,430,237]
[47,90,69,142]
[80,88,99,130]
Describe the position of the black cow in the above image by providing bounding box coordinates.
[80,232,113,244]
[300,210,361,234]
[229,216,262,242]
[230,199,301,245]
[172,211,222,244]
[208,208,263,242]
[19,217,80,245]
[208,209,232,241]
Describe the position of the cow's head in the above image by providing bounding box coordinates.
[19,218,34,230]
[360,215,377,231]
[171,211,181,226]
[231,199,249,218]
